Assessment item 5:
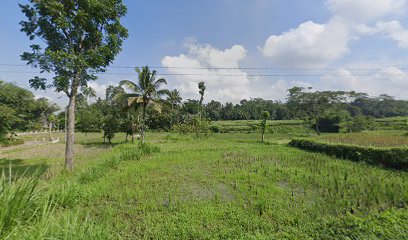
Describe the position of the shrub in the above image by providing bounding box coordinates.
[209,125,220,133]
[289,139,408,169]
[172,124,193,135]
[1,139,24,147]
[340,115,375,133]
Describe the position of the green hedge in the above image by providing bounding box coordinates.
[288,139,408,169]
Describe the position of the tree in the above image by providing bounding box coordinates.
[34,98,60,141]
[260,111,270,142]
[0,80,38,134]
[0,106,18,141]
[120,66,168,144]
[166,89,182,128]
[77,105,101,144]
[20,0,128,170]
[286,87,355,135]
[205,100,222,121]
[198,81,206,119]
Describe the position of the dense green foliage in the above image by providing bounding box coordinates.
[195,91,408,122]
[289,138,408,169]
[0,80,59,142]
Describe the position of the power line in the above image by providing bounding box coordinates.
[1,63,408,71]
[0,70,397,77]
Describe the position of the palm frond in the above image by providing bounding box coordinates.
[120,80,142,93]
[154,78,167,88]
[157,89,170,97]
[128,96,142,107]
[147,100,163,113]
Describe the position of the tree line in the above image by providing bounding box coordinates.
[3,78,408,143]
[78,84,408,135]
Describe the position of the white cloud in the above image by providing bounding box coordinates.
[376,21,408,48]
[88,81,108,99]
[255,79,313,101]
[162,1,408,102]
[260,18,350,67]
[162,43,250,102]
[320,67,408,98]
[261,0,408,68]
[326,0,406,23]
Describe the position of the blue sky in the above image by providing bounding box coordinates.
[1,0,408,105]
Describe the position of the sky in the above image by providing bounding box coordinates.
[1,0,408,106]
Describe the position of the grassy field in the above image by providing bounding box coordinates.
[211,120,315,136]
[1,131,408,239]
[313,131,408,147]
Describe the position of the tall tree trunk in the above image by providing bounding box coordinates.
[141,103,146,144]
[48,122,53,141]
[125,132,129,142]
[170,104,174,129]
[65,94,76,171]
[315,118,321,136]
[131,122,135,144]
[85,132,87,144]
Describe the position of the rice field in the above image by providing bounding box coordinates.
[315,131,408,147]
[1,131,407,239]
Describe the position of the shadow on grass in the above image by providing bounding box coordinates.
[80,142,124,149]
[0,158,48,178]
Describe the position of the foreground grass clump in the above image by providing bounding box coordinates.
[289,138,408,169]
[0,172,113,239]
[0,171,40,236]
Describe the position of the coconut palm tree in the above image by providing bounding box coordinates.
[166,89,182,128]
[198,81,206,120]
[167,89,182,110]
[120,66,168,143]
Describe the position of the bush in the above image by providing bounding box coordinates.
[173,117,211,137]
[340,115,375,133]
[1,139,24,147]
[209,125,220,133]
[289,138,408,169]
[172,124,193,135]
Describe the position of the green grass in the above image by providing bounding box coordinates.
[1,131,408,239]
[314,131,408,147]
[211,120,314,136]
[374,117,408,130]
